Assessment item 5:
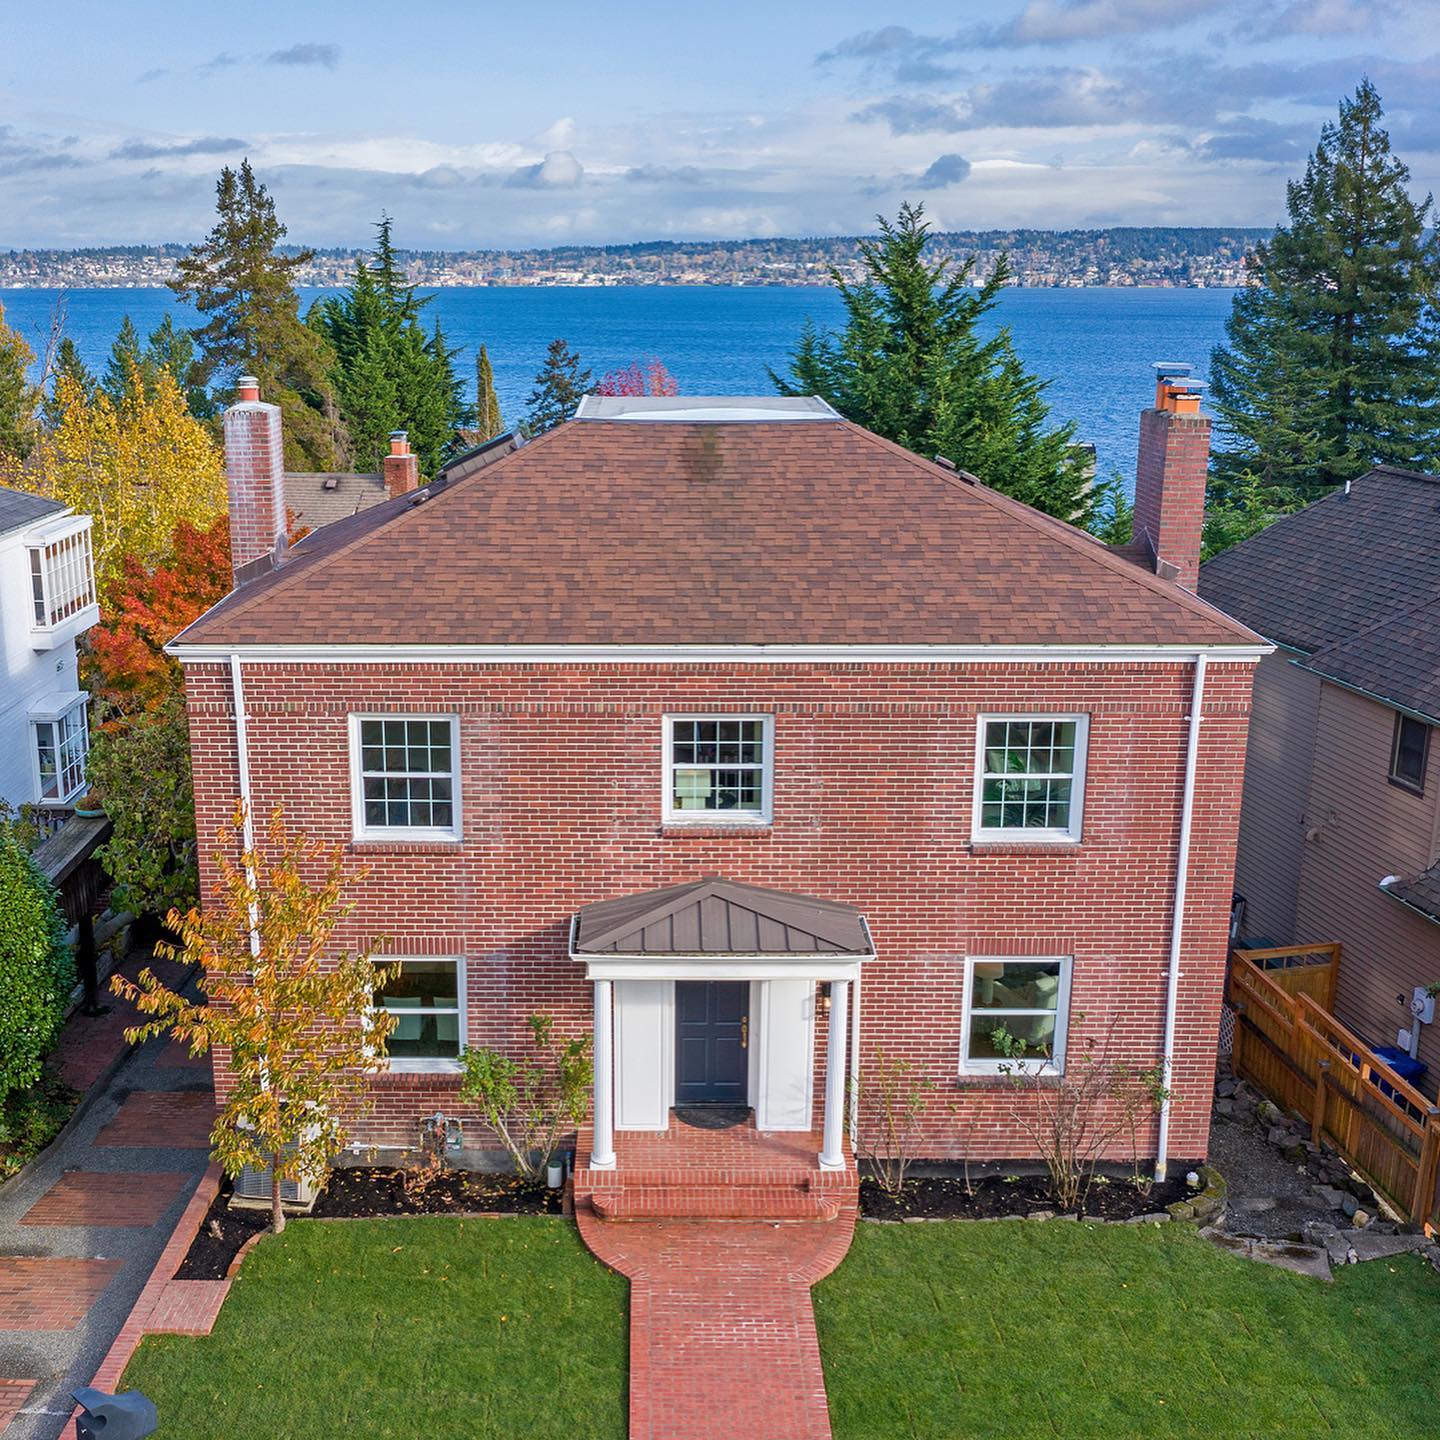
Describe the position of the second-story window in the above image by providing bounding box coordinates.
[663,715,773,825]
[30,693,90,805]
[28,519,97,632]
[351,716,460,840]
[1390,713,1430,795]
[973,715,1089,843]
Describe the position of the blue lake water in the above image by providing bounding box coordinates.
[0,285,1237,484]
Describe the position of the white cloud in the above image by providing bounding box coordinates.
[507,150,585,188]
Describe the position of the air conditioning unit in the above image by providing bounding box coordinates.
[233,1151,320,1211]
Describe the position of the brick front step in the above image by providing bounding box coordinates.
[576,1164,852,1192]
[589,1186,843,1222]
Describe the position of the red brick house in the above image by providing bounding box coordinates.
[170,375,1262,1189]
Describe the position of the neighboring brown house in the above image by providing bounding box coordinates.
[1201,467,1440,1083]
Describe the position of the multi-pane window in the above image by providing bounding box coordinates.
[29,521,97,630]
[974,715,1088,841]
[31,696,90,804]
[664,715,772,823]
[1389,713,1429,795]
[375,959,463,1068]
[352,716,459,838]
[962,957,1070,1072]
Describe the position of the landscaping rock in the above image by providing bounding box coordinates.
[1340,1193,1359,1218]
[1234,1195,1277,1214]
[1206,1230,1333,1281]
[1025,1209,1056,1221]
[1122,1212,1172,1225]
[1217,1078,1237,1098]
[1312,1185,1347,1210]
[1347,1231,1430,1263]
[1213,1099,1237,1117]
[1352,1209,1372,1229]
[1267,1125,1291,1148]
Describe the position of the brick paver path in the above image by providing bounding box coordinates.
[0,1259,123,1332]
[21,1171,190,1228]
[0,1378,36,1430]
[573,1119,858,1440]
[93,1091,218,1148]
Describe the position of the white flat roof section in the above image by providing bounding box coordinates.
[574,395,841,422]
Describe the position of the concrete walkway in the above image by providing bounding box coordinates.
[0,954,214,1440]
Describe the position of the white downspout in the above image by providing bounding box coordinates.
[1155,653,1207,1183]
[228,652,261,960]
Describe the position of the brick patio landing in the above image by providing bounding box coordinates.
[573,1117,859,1440]
[574,1115,856,1223]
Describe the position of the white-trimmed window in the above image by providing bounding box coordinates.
[972,714,1088,842]
[27,517,98,634]
[350,715,460,841]
[961,956,1072,1074]
[663,714,773,824]
[30,692,90,805]
[375,958,465,1071]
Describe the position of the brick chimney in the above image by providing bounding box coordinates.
[1134,363,1209,591]
[223,376,287,585]
[383,431,420,498]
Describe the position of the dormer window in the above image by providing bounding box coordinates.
[26,516,99,647]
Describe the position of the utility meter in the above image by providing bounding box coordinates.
[1410,987,1436,1026]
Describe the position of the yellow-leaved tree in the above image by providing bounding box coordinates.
[18,358,224,600]
[112,806,397,1232]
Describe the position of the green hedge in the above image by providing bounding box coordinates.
[0,830,73,1122]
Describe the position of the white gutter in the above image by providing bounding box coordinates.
[169,641,1271,666]
[228,653,261,961]
[1155,654,1207,1183]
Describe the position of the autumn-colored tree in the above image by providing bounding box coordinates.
[87,515,231,713]
[15,363,225,601]
[113,806,397,1232]
[0,299,39,460]
[595,359,678,397]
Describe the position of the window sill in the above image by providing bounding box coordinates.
[348,836,464,855]
[968,837,1082,855]
[659,822,773,838]
[372,1067,462,1088]
[955,1069,1063,1089]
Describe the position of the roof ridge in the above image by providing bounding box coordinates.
[838,422,1261,646]
[181,423,570,642]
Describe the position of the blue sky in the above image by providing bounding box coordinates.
[4,0,1438,247]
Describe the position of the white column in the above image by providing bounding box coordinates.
[819,979,850,1171]
[591,979,616,1170]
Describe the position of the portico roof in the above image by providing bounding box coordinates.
[571,877,873,958]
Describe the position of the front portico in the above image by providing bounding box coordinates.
[570,877,874,1177]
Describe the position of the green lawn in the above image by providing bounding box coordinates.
[816,1220,1440,1439]
[123,1217,627,1440]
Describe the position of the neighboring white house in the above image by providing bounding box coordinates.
[0,483,100,812]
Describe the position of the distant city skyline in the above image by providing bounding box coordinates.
[3,0,1437,248]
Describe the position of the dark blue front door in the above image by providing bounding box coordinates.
[675,981,749,1105]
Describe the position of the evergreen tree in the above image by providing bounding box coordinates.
[42,339,95,428]
[476,345,503,438]
[144,315,207,417]
[0,300,38,460]
[1210,80,1440,508]
[171,159,345,469]
[102,316,145,407]
[525,339,590,434]
[774,203,1093,523]
[311,217,463,474]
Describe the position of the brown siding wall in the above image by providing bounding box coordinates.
[1234,652,1322,945]
[1296,682,1440,1075]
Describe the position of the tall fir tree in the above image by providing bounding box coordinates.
[103,316,145,407]
[1210,80,1440,509]
[0,300,38,460]
[42,338,95,429]
[144,315,207,417]
[525,339,590,434]
[773,203,1094,523]
[476,345,503,438]
[311,217,463,475]
[170,159,345,469]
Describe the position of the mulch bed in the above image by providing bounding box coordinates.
[175,1167,563,1280]
[859,1172,1190,1221]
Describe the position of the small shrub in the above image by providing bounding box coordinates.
[458,1015,591,1182]
[855,1050,935,1197]
[0,828,73,1142]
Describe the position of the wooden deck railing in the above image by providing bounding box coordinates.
[1229,949,1440,1228]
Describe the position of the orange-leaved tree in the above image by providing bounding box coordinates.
[595,359,678,397]
[88,514,231,714]
[112,806,396,1232]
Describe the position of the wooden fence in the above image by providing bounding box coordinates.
[1233,942,1339,1010]
[1229,950,1440,1228]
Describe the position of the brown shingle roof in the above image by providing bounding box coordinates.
[284,471,386,532]
[175,417,1257,650]
[572,877,873,956]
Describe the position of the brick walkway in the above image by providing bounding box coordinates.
[574,1118,858,1440]
[0,950,212,1440]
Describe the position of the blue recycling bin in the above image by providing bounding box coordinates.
[1372,1045,1427,1103]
